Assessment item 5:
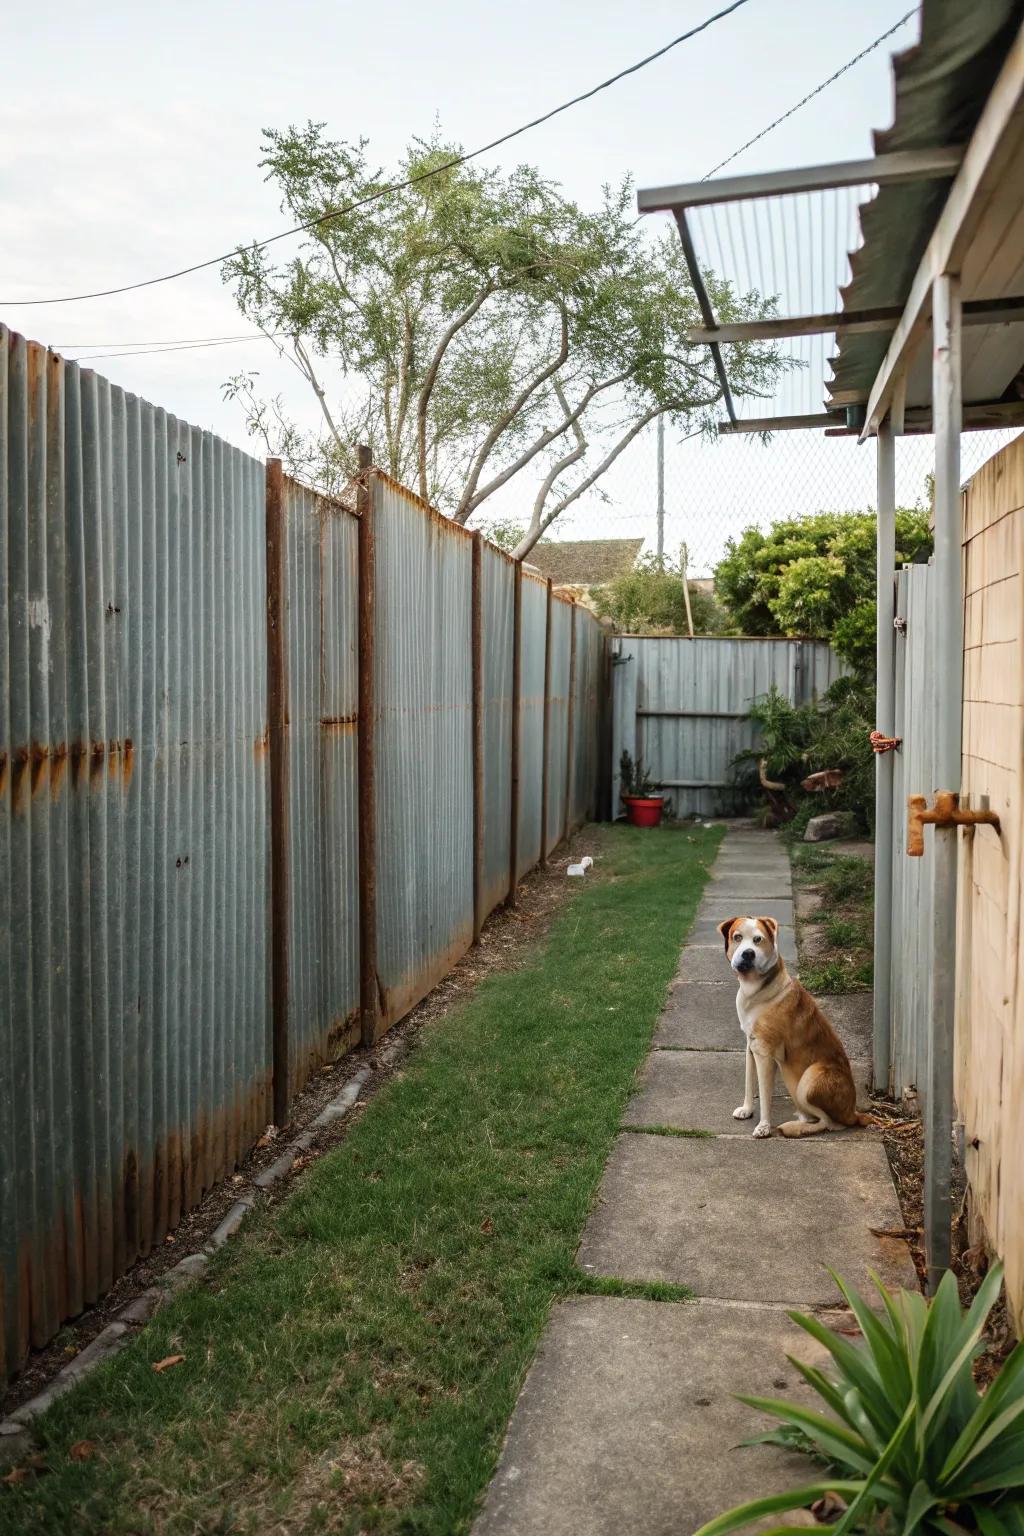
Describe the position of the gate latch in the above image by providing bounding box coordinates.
[907,791,1000,856]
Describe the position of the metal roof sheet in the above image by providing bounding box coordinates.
[828,0,1024,409]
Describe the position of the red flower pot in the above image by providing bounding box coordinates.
[622,796,664,828]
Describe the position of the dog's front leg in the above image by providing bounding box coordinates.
[750,1041,776,1138]
[733,1043,756,1120]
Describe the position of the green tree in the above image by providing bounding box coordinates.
[224,123,785,556]
[713,508,931,671]
[592,553,726,635]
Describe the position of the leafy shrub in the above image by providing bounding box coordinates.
[593,554,727,635]
[714,508,931,672]
[734,677,877,833]
[697,1264,1024,1536]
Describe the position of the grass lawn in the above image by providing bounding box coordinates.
[4,822,721,1536]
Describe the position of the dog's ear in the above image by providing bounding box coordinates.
[717,918,738,952]
[758,916,779,941]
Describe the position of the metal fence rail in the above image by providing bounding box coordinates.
[0,324,606,1384]
[887,564,937,1105]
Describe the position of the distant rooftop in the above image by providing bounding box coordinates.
[527,537,644,586]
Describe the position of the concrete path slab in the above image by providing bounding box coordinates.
[474,1297,828,1536]
[624,1049,872,1134]
[656,981,742,1049]
[695,899,795,927]
[675,949,741,983]
[818,994,873,1059]
[705,876,794,899]
[577,1133,917,1303]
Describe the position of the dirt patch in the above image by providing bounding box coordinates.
[1,835,599,1422]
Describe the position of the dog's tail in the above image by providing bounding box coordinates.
[853,1110,914,1129]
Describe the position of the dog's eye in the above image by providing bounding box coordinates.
[753,934,762,943]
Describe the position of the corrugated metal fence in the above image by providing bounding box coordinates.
[610,635,844,818]
[0,325,606,1383]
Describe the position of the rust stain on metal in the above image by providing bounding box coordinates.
[320,713,358,733]
[8,739,135,808]
[254,725,270,759]
[11,746,30,810]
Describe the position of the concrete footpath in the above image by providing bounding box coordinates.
[475,827,916,1536]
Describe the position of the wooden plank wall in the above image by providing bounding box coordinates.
[956,432,1024,1327]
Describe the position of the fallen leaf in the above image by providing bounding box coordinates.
[152,1354,186,1373]
[292,1154,312,1172]
[164,1234,176,1245]
[255,1125,279,1149]
[480,1218,493,1236]
[2,1468,34,1485]
[69,1440,97,1462]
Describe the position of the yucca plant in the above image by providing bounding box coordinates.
[696,1265,1024,1536]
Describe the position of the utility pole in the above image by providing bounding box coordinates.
[656,414,665,562]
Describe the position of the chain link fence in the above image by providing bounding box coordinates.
[530,423,1023,579]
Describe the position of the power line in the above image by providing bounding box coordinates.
[703,6,918,178]
[2,0,752,309]
[65,333,285,362]
[56,331,267,349]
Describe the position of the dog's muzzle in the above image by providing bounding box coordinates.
[734,949,756,974]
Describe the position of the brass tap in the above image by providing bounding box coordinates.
[906,791,1000,857]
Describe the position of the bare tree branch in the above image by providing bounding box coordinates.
[416,280,496,500]
[292,337,353,475]
[465,363,645,518]
[512,401,714,560]
[454,305,570,522]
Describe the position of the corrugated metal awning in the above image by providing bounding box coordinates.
[829,0,1024,411]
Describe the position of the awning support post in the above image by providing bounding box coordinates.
[873,420,896,1093]
[925,271,963,1292]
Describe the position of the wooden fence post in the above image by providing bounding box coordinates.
[471,533,485,943]
[356,445,378,1047]
[564,601,577,843]
[540,578,553,865]
[265,458,291,1126]
[508,561,522,905]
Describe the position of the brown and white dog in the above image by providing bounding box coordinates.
[718,915,870,1138]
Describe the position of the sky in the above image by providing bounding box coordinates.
[6,0,1005,570]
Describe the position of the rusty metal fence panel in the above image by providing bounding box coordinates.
[545,597,571,855]
[572,611,601,827]
[281,478,360,1096]
[516,573,547,875]
[372,475,475,1028]
[0,325,271,1384]
[481,543,514,915]
[610,635,843,819]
